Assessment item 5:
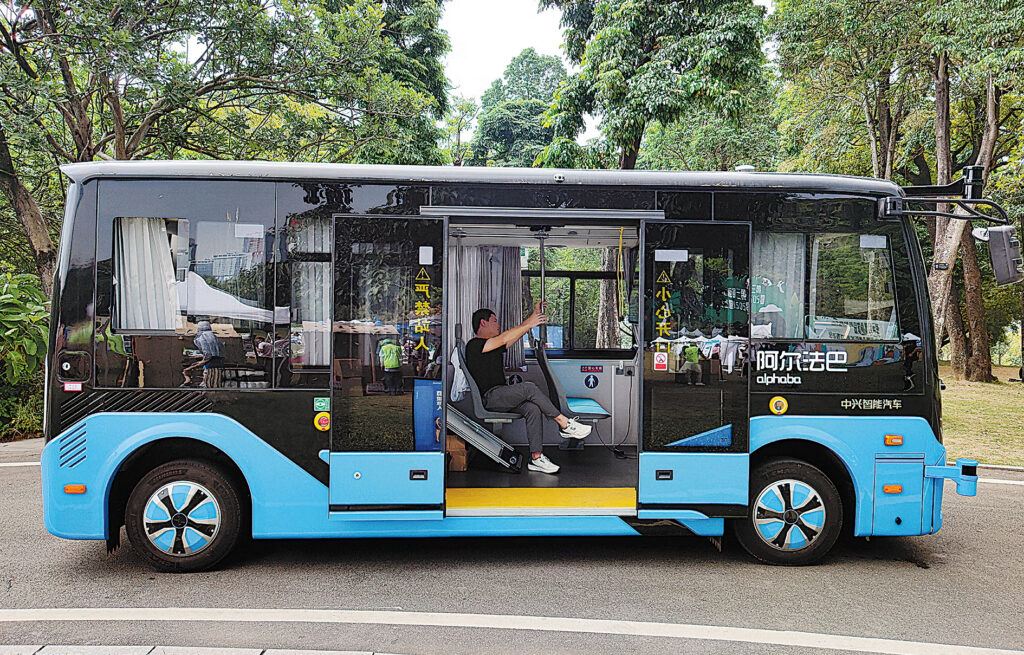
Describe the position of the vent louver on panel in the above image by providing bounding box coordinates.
[58,391,215,433]
[58,425,87,468]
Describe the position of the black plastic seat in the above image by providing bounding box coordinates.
[451,325,520,430]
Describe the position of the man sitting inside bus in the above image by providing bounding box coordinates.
[465,303,591,474]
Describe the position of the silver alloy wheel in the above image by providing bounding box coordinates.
[143,481,221,556]
[752,478,826,551]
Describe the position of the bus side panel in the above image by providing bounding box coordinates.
[41,412,645,540]
[41,412,329,540]
[749,415,946,537]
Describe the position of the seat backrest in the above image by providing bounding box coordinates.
[452,323,517,423]
[530,336,570,416]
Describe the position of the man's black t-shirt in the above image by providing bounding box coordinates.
[465,338,507,395]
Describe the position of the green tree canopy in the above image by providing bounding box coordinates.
[540,0,765,169]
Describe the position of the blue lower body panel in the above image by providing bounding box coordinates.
[639,452,748,505]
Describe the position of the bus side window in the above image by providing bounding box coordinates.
[99,184,276,389]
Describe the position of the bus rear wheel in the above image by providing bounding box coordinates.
[734,458,842,566]
[125,459,242,573]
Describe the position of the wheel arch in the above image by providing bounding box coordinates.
[750,439,857,538]
[107,437,252,552]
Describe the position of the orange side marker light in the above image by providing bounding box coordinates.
[884,434,903,446]
[882,484,903,494]
[63,484,86,494]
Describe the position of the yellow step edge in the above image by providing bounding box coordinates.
[446,487,637,509]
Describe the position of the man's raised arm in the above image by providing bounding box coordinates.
[482,301,548,352]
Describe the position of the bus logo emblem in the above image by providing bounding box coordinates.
[769,396,789,415]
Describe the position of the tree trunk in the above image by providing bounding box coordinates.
[0,121,55,294]
[862,97,881,179]
[928,75,1000,344]
[934,53,952,187]
[960,229,994,381]
[596,247,619,348]
[946,279,969,378]
[619,129,644,170]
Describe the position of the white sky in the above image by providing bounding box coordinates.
[441,0,565,104]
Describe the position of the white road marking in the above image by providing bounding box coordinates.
[978,478,1024,487]
[0,461,39,467]
[0,608,1020,655]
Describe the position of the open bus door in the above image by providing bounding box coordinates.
[637,220,752,528]
[328,215,447,520]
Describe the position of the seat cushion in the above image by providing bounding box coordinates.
[567,397,610,418]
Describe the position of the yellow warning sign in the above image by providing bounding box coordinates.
[656,271,671,284]
[415,267,431,281]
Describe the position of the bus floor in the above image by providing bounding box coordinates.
[446,445,639,489]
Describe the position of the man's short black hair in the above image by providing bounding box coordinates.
[472,308,495,334]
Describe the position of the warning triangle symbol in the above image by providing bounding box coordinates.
[415,267,431,281]
[656,271,671,284]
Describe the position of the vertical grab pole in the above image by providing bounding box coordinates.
[538,233,547,347]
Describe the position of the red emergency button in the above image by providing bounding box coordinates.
[314,411,331,431]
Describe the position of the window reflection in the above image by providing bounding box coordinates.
[333,217,444,452]
[106,214,273,388]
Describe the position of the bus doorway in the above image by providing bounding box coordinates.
[637,221,751,521]
[438,213,645,516]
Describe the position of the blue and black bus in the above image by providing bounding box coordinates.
[41,161,1016,571]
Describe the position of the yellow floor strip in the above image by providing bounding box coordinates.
[446,487,637,509]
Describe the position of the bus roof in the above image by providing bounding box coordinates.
[60,160,902,196]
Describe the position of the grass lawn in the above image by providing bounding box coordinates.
[940,365,1024,467]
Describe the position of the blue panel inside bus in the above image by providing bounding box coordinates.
[413,379,443,451]
[566,397,610,417]
[638,452,748,505]
[872,459,925,536]
[328,452,444,506]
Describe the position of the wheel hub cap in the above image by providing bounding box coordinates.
[143,481,221,556]
[753,479,826,551]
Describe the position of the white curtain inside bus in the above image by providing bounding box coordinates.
[451,245,524,369]
[293,261,331,367]
[113,217,178,331]
[751,232,806,339]
[289,217,332,368]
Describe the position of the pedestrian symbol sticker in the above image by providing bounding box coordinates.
[584,374,599,389]
[508,374,523,385]
[654,352,669,371]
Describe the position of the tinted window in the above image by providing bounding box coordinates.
[808,233,898,341]
[96,180,275,388]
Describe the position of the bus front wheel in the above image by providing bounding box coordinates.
[734,458,842,566]
[125,459,242,573]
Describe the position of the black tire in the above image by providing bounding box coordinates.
[733,457,842,566]
[125,459,242,573]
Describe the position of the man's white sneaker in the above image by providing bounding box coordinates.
[559,417,592,440]
[528,454,560,474]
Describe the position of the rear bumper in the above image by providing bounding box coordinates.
[925,458,979,496]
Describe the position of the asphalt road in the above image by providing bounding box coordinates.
[2,438,1023,655]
